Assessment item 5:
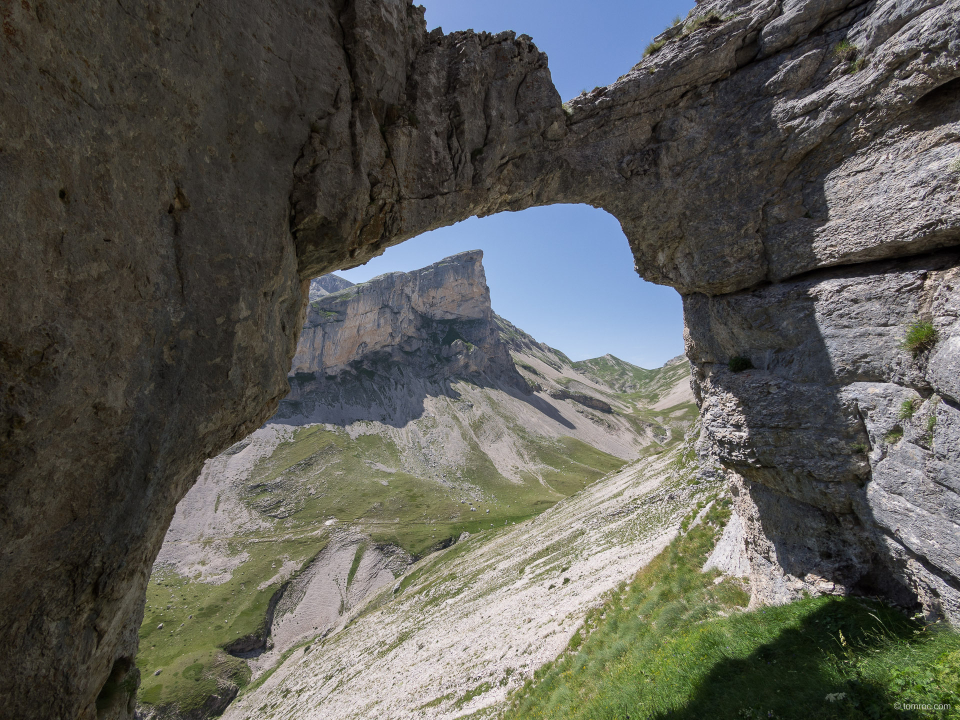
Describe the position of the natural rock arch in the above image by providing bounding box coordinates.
[1,0,958,718]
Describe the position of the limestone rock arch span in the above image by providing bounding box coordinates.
[1,0,958,718]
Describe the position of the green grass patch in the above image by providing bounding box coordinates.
[885,427,904,444]
[416,692,456,710]
[572,355,657,395]
[242,425,623,557]
[902,320,938,355]
[644,38,666,57]
[835,39,858,61]
[135,533,324,710]
[900,399,918,420]
[507,502,960,720]
[455,682,493,710]
[683,10,729,34]
[347,542,368,589]
[516,360,542,377]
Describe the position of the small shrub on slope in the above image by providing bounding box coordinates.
[899,399,918,420]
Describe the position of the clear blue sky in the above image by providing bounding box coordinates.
[338,0,694,369]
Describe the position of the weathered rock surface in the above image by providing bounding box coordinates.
[703,510,751,578]
[294,0,960,297]
[1,0,959,717]
[688,250,960,617]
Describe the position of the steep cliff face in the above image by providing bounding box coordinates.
[289,251,522,390]
[1,0,959,717]
[274,250,663,470]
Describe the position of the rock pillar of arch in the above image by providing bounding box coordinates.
[1,0,958,718]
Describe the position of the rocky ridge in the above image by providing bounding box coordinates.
[2,0,959,717]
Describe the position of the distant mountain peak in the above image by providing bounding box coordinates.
[308,273,354,302]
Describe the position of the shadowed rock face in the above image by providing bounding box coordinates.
[687,249,960,619]
[0,0,958,718]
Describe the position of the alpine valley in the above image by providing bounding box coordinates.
[134,251,703,719]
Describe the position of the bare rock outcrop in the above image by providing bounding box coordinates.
[688,249,960,618]
[1,0,959,718]
[281,250,528,426]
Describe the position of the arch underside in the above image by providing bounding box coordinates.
[0,0,958,718]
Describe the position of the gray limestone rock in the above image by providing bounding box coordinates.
[703,510,751,578]
[688,251,960,617]
[280,250,528,423]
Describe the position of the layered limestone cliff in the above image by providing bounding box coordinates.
[274,250,662,473]
[2,0,959,717]
[288,251,522,390]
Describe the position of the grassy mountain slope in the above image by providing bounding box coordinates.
[242,421,625,557]
[496,314,698,451]
[507,504,960,720]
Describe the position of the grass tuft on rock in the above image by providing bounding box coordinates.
[899,399,918,420]
[902,320,938,355]
[644,38,666,57]
[835,39,858,61]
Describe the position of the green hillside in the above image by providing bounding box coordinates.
[136,423,627,715]
[573,353,690,404]
[245,423,625,557]
[137,305,701,718]
[507,503,960,720]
